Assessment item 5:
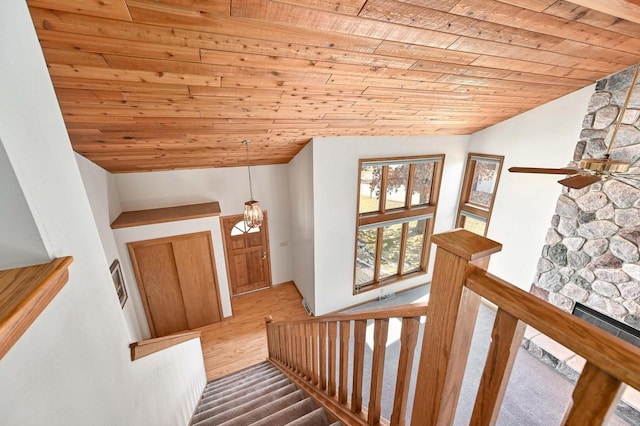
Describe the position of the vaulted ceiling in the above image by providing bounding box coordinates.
[27,0,640,173]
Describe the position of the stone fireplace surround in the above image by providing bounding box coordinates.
[531,64,640,332]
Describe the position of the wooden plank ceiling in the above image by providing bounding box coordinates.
[27,0,640,173]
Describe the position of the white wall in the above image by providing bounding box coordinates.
[114,164,294,286]
[288,143,316,311]
[310,135,471,314]
[0,140,49,268]
[469,85,595,290]
[75,154,148,339]
[0,1,205,424]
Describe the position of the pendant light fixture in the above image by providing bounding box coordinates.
[242,140,263,228]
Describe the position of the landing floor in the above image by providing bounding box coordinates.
[196,282,308,381]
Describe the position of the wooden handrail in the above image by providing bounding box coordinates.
[130,331,201,361]
[0,257,73,360]
[268,302,429,325]
[466,270,640,391]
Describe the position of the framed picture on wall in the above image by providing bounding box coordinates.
[110,259,128,308]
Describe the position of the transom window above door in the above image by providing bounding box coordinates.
[230,220,260,236]
[355,155,445,293]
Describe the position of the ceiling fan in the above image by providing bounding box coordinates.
[509,63,640,190]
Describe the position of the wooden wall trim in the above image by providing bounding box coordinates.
[129,331,202,361]
[110,201,221,229]
[0,256,74,360]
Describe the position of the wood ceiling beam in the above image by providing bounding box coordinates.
[567,0,640,25]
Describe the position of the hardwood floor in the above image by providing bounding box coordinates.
[196,282,309,381]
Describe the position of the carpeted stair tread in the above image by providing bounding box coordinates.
[191,383,299,425]
[201,368,281,397]
[194,378,292,416]
[283,407,331,425]
[203,363,274,391]
[208,362,271,383]
[198,374,288,406]
[190,361,337,426]
[215,390,306,426]
[204,362,273,388]
[249,398,317,426]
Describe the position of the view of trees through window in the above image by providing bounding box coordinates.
[355,156,444,291]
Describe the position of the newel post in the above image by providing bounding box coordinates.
[411,229,502,426]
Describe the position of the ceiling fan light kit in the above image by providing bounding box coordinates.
[509,63,640,190]
[579,159,629,174]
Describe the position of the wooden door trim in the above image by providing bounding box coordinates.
[128,231,223,337]
[220,211,272,298]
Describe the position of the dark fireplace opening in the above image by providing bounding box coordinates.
[572,303,640,348]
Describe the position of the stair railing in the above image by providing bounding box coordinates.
[266,229,640,425]
[266,302,427,425]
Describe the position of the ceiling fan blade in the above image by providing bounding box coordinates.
[558,174,601,189]
[509,166,579,175]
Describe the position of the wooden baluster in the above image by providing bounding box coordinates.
[265,316,273,358]
[312,322,319,386]
[287,323,293,369]
[278,324,284,362]
[368,318,389,425]
[272,325,278,360]
[563,362,623,425]
[352,319,367,414]
[339,320,350,404]
[280,324,287,365]
[329,321,338,397]
[411,229,502,425]
[300,323,308,378]
[272,324,278,361]
[470,308,524,425]
[296,324,303,374]
[306,323,313,381]
[319,322,327,391]
[280,324,287,367]
[391,316,420,426]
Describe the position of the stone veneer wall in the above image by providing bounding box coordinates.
[531,65,640,330]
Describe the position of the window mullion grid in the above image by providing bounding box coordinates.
[461,204,491,221]
[464,159,479,204]
[398,222,408,277]
[379,165,389,213]
[405,163,416,208]
[420,218,434,271]
[374,226,384,282]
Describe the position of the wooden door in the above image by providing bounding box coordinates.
[129,231,222,337]
[221,213,272,296]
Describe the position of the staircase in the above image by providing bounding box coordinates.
[190,361,342,426]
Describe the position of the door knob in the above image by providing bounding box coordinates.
[261,251,267,259]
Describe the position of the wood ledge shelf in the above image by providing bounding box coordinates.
[111,202,221,229]
[0,257,73,360]
[130,331,202,361]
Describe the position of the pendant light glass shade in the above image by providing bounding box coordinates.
[244,200,264,228]
[242,140,263,228]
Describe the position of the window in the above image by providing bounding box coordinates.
[355,155,444,292]
[455,153,504,236]
[230,220,260,236]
